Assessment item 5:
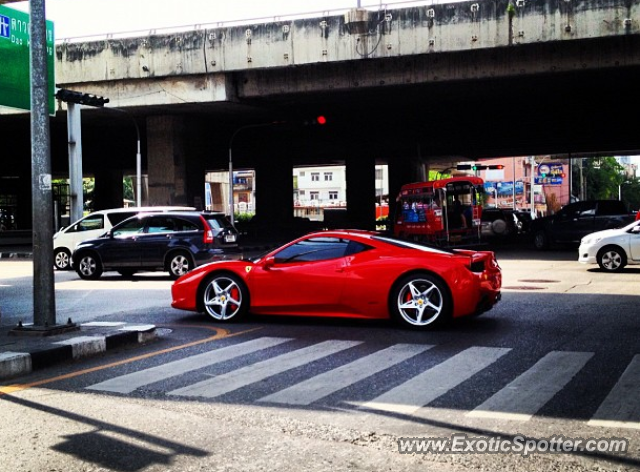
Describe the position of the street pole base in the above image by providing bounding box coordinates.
[8,320,80,337]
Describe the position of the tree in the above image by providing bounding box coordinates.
[573,156,640,210]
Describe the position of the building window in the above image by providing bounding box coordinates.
[324,172,333,181]
[329,191,338,200]
[311,173,320,182]
[299,190,305,196]
[375,168,383,180]
[310,192,320,200]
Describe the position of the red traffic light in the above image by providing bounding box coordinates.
[487,164,505,170]
[316,115,327,125]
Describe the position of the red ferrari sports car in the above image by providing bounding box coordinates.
[171,230,502,329]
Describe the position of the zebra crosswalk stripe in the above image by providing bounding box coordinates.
[467,350,594,421]
[85,337,292,394]
[258,343,434,406]
[588,354,640,429]
[168,340,363,398]
[359,346,511,415]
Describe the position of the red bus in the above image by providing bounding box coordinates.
[393,176,485,246]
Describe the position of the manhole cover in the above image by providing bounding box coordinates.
[503,286,546,290]
[518,279,560,283]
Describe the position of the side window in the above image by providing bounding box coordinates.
[112,218,145,237]
[345,240,372,256]
[578,202,597,217]
[273,237,349,263]
[173,217,200,232]
[107,212,137,226]
[597,201,625,216]
[69,215,104,233]
[146,216,176,233]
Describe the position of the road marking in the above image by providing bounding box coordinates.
[467,350,593,421]
[258,343,434,406]
[86,336,291,394]
[589,355,640,429]
[0,325,252,396]
[169,340,362,398]
[360,346,511,415]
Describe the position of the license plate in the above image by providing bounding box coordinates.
[225,234,237,243]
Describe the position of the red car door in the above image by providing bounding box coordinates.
[248,237,349,315]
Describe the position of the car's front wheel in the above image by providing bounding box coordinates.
[390,273,452,329]
[75,252,103,280]
[54,248,72,270]
[533,230,548,250]
[167,251,193,279]
[597,246,627,272]
[201,273,249,322]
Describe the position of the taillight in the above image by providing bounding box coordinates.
[200,216,214,244]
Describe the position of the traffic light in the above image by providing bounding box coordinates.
[55,88,109,107]
[456,163,504,171]
[304,115,327,126]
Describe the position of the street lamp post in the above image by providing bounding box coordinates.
[619,181,631,201]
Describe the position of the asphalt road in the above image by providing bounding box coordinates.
[1,246,639,472]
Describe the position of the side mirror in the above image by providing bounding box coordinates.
[262,256,275,270]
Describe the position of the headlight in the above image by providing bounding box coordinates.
[581,236,601,245]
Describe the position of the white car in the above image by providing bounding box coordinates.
[578,220,640,272]
[53,206,194,270]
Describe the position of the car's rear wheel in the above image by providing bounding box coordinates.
[75,252,103,280]
[54,248,72,270]
[533,230,548,250]
[390,273,452,329]
[167,251,193,279]
[201,273,249,322]
[597,246,627,272]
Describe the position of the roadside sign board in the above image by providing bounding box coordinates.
[0,5,55,114]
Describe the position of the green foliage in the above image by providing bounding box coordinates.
[573,156,640,210]
[234,212,254,223]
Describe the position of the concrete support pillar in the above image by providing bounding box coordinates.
[146,116,188,206]
[93,167,123,210]
[346,154,376,230]
[254,151,294,236]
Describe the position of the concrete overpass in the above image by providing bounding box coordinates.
[2,0,640,231]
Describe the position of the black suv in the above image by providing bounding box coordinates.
[72,211,240,279]
[530,200,635,249]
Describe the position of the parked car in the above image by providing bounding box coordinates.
[171,229,502,330]
[53,206,195,270]
[530,200,635,249]
[480,208,532,241]
[578,220,640,272]
[72,211,240,280]
[481,208,518,239]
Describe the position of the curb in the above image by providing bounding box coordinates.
[0,251,32,260]
[0,323,157,380]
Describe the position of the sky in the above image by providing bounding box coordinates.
[10,0,422,39]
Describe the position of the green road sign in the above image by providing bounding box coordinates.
[0,5,55,114]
